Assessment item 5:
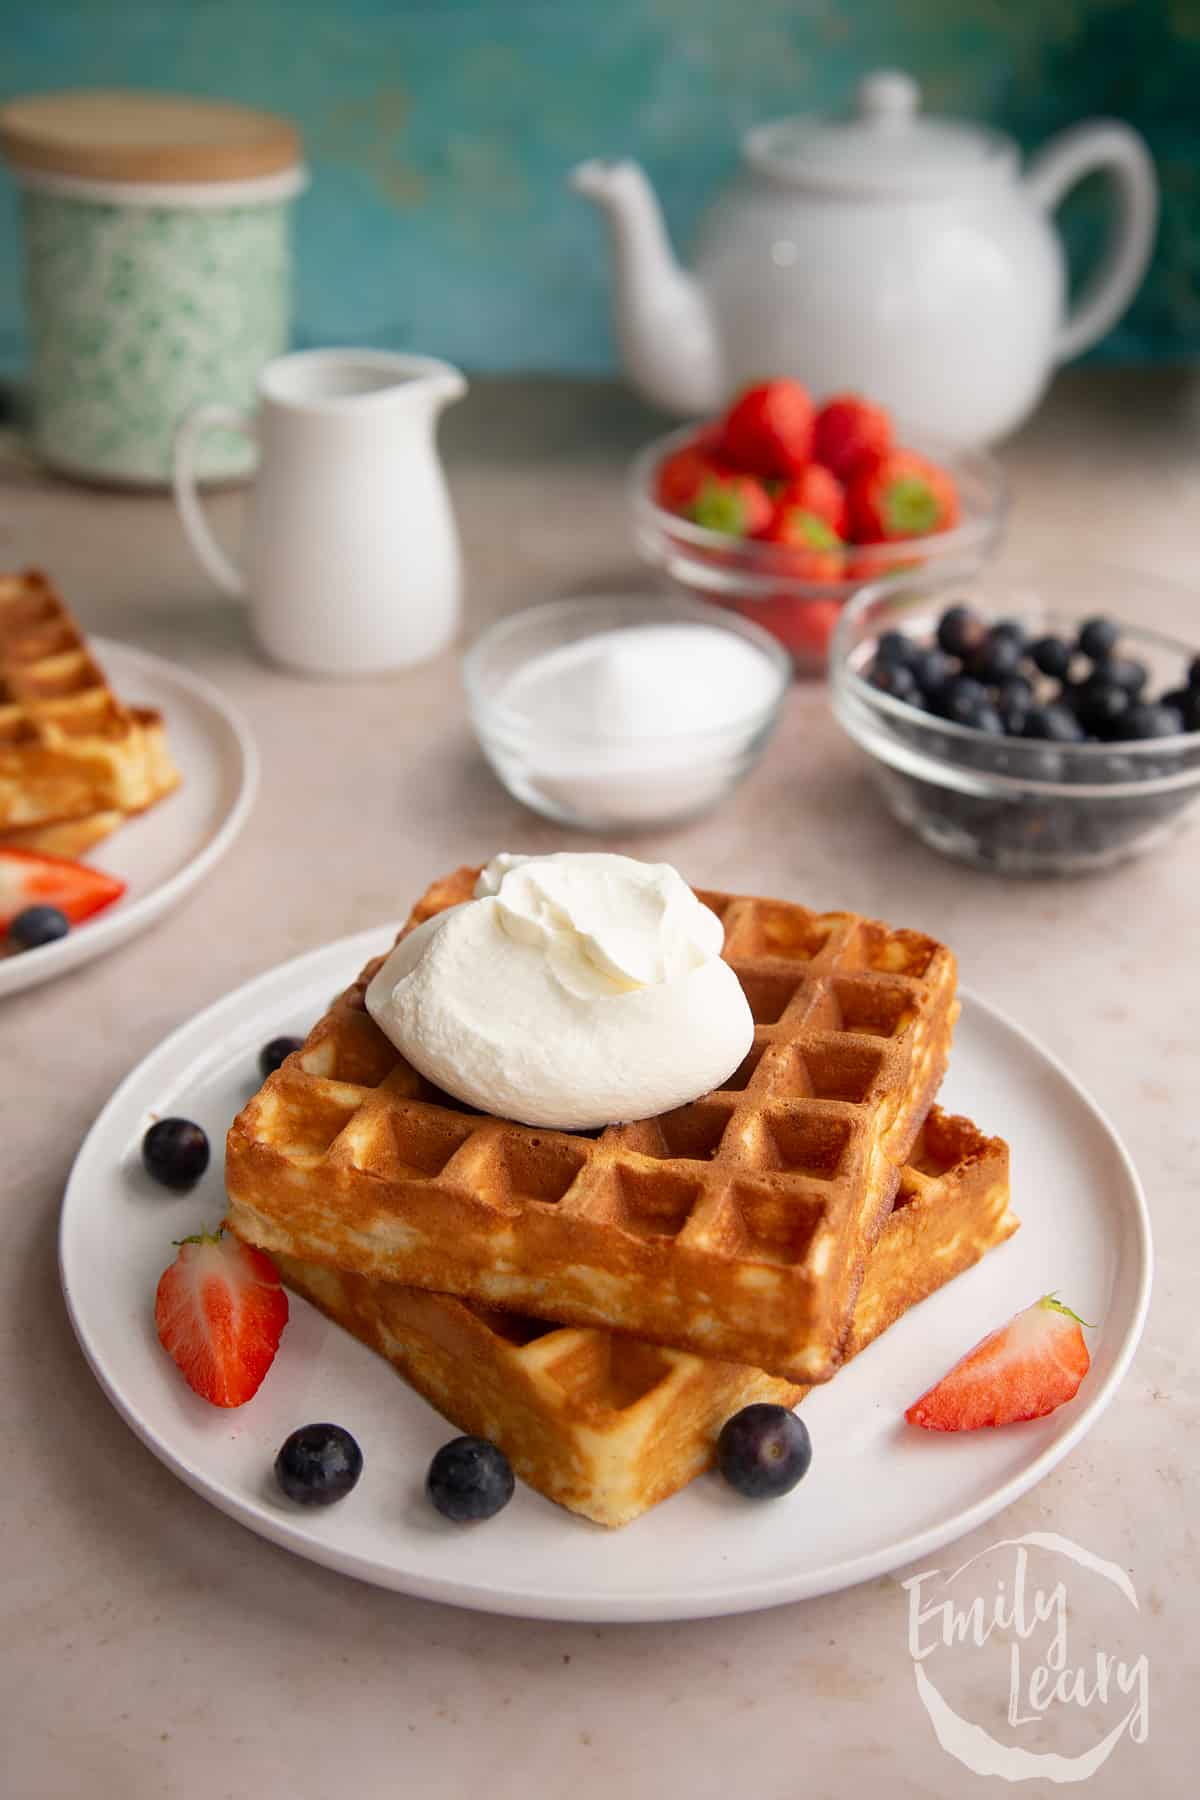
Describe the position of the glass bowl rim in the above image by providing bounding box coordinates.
[830,569,1200,799]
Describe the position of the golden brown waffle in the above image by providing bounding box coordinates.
[0,569,181,831]
[228,867,958,1382]
[278,1107,1016,1527]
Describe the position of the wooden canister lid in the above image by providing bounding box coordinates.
[0,90,302,184]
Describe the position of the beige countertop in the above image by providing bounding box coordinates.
[2,370,1196,1799]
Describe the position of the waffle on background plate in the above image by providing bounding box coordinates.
[228,867,960,1384]
[279,1106,1016,1526]
[0,568,179,851]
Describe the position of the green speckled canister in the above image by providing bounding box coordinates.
[0,91,306,485]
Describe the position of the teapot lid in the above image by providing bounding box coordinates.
[744,71,1015,197]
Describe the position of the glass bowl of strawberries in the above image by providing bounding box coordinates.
[631,381,1007,676]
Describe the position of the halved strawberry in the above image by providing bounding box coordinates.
[155,1229,288,1408]
[905,1293,1093,1432]
[0,847,125,934]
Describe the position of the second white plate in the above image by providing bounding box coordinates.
[1,637,257,999]
[60,931,1151,1621]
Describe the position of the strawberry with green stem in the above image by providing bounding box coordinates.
[686,471,773,537]
[848,448,960,542]
[906,1293,1093,1432]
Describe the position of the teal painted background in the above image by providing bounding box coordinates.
[1,0,1197,376]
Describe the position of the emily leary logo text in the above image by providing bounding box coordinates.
[902,1531,1149,1782]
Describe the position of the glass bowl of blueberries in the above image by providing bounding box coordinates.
[830,565,1200,876]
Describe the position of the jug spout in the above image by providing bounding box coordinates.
[415,359,468,415]
[570,159,721,415]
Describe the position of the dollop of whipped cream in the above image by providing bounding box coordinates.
[365,852,753,1128]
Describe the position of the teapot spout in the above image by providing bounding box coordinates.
[570,159,721,415]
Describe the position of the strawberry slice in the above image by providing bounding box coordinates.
[906,1294,1093,1432]
[0,847,125,933]
[155,1229,288,1408]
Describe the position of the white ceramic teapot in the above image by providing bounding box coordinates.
[571,71,1157,444]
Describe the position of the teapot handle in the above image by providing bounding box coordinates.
[1025,121,1157,365]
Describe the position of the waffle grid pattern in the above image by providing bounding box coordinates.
[227,869,958,1382]
[0,568,179,834]
[278,1106,1015,1526]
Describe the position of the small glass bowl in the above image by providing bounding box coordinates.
[463,594,791,830]
[631,424,1008,677]
[830,565,1200,877]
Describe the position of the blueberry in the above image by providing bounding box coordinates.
[141,1118,210,1190]
[1104,656,1149,697]
[1030,635,1072,680]
[1189,656,1200,690]
[275,1423,363,1506]
[867,660,919,702]
[259,1035,304,1079]
[1022,704,1084,743]
[875,629,915,667]
[6,904,70,951]
[427,1436,515,1522]
[936,604,986,660]
[1073,681,1129,739]
[934,675,989,724]
[1000,703,1030,738]
[1077,617,1119,662]
[1113,702,1185,741]
[965,631,1023,685]
[1160,688,1200,731]
[717,1403,813,1500]
[908,646,954,695]
[969,701,1006,735]
[990,618,1027,651]
[996,674,1034,711]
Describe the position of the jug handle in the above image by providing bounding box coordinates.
[173,403,253,596]
[1025,121,1157,365]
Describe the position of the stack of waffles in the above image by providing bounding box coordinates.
[0,569,180,857]
[227,867,1019,1526]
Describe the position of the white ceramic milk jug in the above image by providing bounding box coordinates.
[174,348,466,675]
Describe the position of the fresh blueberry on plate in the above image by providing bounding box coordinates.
[259,1035,305,1079]
[142,1118,211,1190]
[6,904,70,952]
[427,1436,515,1522]
[717,1403,813,1499]
[275,1423,364,1506]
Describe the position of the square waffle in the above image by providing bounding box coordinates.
[227,867,958,1383]
[277,1107,1016,1527]
[0,568,180,833]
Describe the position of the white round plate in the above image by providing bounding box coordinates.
[60,932,1151,1622]
[1,638,257,999]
